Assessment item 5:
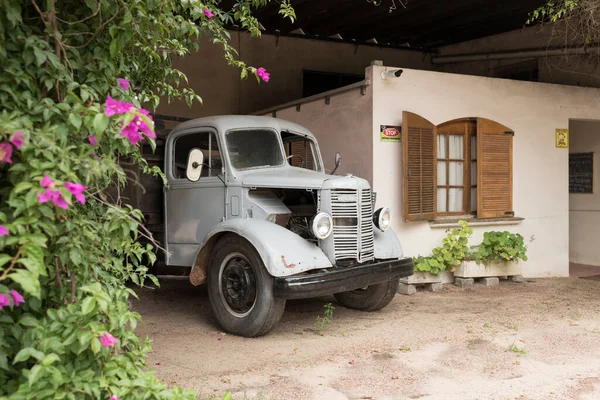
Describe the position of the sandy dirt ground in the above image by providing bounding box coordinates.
[132,277,600,400]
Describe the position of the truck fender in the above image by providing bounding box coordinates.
[374,227,404,260]
[189,218,333,286]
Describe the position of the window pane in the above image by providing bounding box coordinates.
[449,188,463,212]
[449,135,464,159]
[471,135,477,160]
[449,161,464,185]
[173,132,222,179]
[471,161,477,186]
[437,135,447,158]
[226,129,284,170]
[471,188,477,212]
[437,161,447,185]
[437,188,447,212]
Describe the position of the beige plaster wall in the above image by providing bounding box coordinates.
[157,32,431,119]
[436,25,600,88]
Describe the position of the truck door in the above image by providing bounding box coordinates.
[164,129,225,266]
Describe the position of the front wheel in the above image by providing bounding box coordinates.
[207,234,286,337]
[334,279,399,311]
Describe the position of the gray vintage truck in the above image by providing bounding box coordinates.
[128,115,414,337]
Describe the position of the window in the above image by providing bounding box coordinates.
[402,112,513,222]
[436,119,477,215]
[225,129,284,171]
[173,132,222,179]
[281,131,320,171]
[303,70,364,98]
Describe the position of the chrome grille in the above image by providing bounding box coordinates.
[331,189,375,263]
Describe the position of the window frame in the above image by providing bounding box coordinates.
[171,130,224,181]
[281,130,323,173]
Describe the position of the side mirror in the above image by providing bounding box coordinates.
[330,152,342,175]
[186,148,204,182]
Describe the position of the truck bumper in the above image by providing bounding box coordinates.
[273,257,414,300]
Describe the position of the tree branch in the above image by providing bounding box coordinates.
[0,247,23,281]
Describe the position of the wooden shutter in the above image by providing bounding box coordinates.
[290,141,314,170]
[402,112,436,222]
[477,118,513,218]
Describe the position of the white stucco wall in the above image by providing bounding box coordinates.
[370,66,600,278]
[569,120,600,266]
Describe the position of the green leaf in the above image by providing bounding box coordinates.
[13,181,33,194]
[13,347,45,364]
[90,338,101,355]
[69,248,82,265]
[33,47,47,67]
[19,314,39,327]
[93,113,109,135]
[222,393,233,400]
[19,257,44,277]
[8,269,41,298]
[41,353,61,367]
[0,254,12,269]
[0,354,8,371]
[28,364,43,387]
[68,113,82,130]
[81,296,96,315]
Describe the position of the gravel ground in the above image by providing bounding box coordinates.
[132,277,600,400]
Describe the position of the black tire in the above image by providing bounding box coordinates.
[207,234,286,337]
[334,278,399,311]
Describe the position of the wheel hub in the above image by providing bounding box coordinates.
[221,256,257,315]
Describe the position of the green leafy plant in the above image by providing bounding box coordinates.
[0,0,294,398]
[508,341,527,356]
[413,220,473,275]
[315,303,335,335]
[470,231,528,265]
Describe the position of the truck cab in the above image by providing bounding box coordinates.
[158,115,413,337]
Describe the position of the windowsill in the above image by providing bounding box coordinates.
[428,216,524,228]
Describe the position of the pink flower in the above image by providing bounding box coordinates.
[256,67,270,82]
[104,95,133,117]
[121,115,155,145]
[203,9,214,18]
[40,174,55,188]
[10,131,25,149]
[9,290,24,306]
[0,225,8,236]
[0,143,13,164]
[50,191,68,209]
[38,189,68,209]
[38,189,53,203]
[88,136,97,146]
[117,78,130,91]
[110,395,119,400]
[65,182,88,204]
[0,294,9,309]
[100,332,119,348]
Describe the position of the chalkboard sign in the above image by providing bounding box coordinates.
[569,152,594,193]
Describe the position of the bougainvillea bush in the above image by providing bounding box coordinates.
[0,1,293,398]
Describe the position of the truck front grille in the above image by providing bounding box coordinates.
[331,189,375,263]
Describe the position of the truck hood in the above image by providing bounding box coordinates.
[241,168,369,190]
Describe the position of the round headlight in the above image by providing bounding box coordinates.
[311,212,333,239]
[373,207,391,231]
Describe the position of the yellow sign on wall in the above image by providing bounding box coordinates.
[556,129,569,148]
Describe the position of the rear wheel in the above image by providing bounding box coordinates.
[334,278,399,311]
[207,234,286,337]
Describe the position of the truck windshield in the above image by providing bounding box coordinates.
[226,129,284,170]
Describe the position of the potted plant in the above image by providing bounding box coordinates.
[454,230,528,278]
[402,220,472,285]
